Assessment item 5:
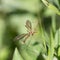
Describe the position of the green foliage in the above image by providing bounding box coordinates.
[0,0,60,60]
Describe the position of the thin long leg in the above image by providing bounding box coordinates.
[23,33,30,43]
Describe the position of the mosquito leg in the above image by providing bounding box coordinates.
[23,34,30,43]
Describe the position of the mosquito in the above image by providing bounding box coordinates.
[14,20,37,43]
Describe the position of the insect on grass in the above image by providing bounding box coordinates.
[14,20,37,43]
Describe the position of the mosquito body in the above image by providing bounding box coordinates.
[14,20,36,43]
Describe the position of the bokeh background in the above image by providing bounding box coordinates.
[0,0,60,60]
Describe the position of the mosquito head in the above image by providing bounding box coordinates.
[29,30,36,36]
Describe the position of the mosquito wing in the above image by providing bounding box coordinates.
[14,34,28,41]
[25,20,32,31]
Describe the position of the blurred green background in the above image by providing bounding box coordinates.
[0,0,60,60]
